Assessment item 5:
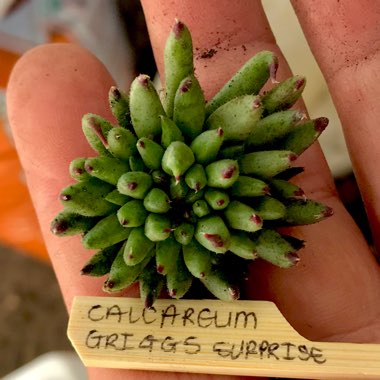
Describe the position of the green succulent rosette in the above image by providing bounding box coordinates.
[51,20,332,307]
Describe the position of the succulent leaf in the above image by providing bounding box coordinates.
[108,86,131,129]
[205,94,263,141]
[173,75,205,139]
[129,75,165,139]
[81,244,120,277]
[164,20,194,117]
[82,214,131,249]
[205,50,277,117]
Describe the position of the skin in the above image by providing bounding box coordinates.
[6,1,380,379]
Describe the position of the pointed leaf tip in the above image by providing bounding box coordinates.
[294,77,306,90]
[322,206,334,218]
[269,56,279,83]
[229,286,240,300]
[173,19,185,38]
[109,86,121,100]
[137,74,150,87]
[315,117,329,132]
[286,252,300,266]
[81,264,95,275]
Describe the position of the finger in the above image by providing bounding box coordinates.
[291,0,380,249]
[87,369,267,380]
[140,0,380,342]
[7,43,259,380]
[6,43,119,307]
[141,0,334,195]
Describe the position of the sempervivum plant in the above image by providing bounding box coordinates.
[51,20,332,307]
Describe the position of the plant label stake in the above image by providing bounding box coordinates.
[68,296,380,379]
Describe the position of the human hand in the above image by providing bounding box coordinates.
[6,1,380,379]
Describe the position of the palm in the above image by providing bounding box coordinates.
[7,1,380,379]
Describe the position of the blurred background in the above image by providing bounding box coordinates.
[0,0,372,378]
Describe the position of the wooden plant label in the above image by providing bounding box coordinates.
[68,296,380,379]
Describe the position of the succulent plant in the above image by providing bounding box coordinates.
[51,20,332,307]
